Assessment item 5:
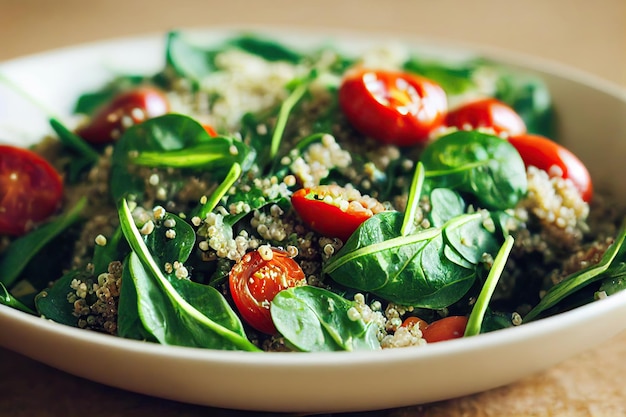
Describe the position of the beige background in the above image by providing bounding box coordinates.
[1,1,626,416]
[1,0,625,86]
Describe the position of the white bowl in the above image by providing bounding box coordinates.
[1,27,625,413]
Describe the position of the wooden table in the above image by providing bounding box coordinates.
[1,1,625,415]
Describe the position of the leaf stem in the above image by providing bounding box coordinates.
[197,162,242,219]
[464,235,514,337]
[401,161,425,236]
[270,81,309,160]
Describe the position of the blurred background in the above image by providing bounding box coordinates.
[1,0,625,86]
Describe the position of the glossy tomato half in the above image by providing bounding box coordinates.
[76,86,169,144]
[508,134,593,202]
[291,184,386,241]
[229,247,305,334]
[0,145,64,236]
[422,316,468,343]
[445,97,527,136]
[339,69,448,146]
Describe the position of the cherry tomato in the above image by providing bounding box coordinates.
[202,124,218,137]
[445,97,527,136]
[338,68,448,146]
[0,145,64,236]
[291,184,386,241]
[508,134,593,202]
[400,316,428,333]
[422,316,468,343]
[76,86,169,144]
[229,247,305,334]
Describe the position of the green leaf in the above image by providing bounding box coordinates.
[226,34,303,63]
[0,197,86,288]
[524,221,626,322]
[0,282,36,315]
[421,130,528,210]
[117,258,155,341]
[118,199,260,351]
[110,113,252,201]
[429,188,466,228]
[34,270,83,326]
[271,286,380,352]
[403,57,480,95]
[324,211,479,308]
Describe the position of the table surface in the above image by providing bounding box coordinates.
[1,1,625,416]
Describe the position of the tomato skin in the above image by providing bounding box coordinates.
[229,247,305,334]
[508,134,593,202]
[0,145,64,236]
[445,98,527,136]
[291,185,385,241]
[422,316,468,343]
[338,69,448,146]
[76,86,169,144]
[400,316,428,333]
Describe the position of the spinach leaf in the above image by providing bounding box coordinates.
[117,257,155,341]
[226,34,303,63]
[34,270,84,326]
[110,114,253,201]
[92,226,128,276]
[495,71,554,138]
[324,211,482,308]
[465,235,514,336]
[0,282,36,314]
[271,286,380,352]
[524,221,626,322]
[421,130,527,210]
[429,188,466,228]
[0,197,86,288]
[165,31,221,86]
[73,75,151,115]
[403,57,481,95]
[118,199,260,351]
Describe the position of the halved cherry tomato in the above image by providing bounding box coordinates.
[400,316,428,333]
[202,124,218,137]
[421,316,468,343]
[76,86,169,144]
[508,134,593,202]
[291,184,386,241]
[229,247,305,334]
[338,69,448,146]
[445,97,527,136]
[0,145,64,236]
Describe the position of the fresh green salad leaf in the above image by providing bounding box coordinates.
[0,282,35,314]
[271,286,380,352]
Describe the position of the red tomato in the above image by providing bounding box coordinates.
[400,316,428,333]
[202,124,218,137]
[291,184,386,241]
[229,247,305,334]
[508,134,593,202]
[338,69,448,146]
[0,145,64,236]
[422,316,468,343]
[76,86,169,144]
[445,98,527,136]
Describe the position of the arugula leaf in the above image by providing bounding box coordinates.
[271,286,380,352]
[118,199,260,351]
[421,130,528,210]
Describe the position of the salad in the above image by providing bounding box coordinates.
[0,31,623,353]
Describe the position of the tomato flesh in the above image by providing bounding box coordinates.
[291,184,385,241]
[339,69,447,146]
[445,97,527,136]
[508,134,593,202]
[422,316,468,343]
[0,145,64,236]
[229,247,305,334]
[76,86,169,144]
